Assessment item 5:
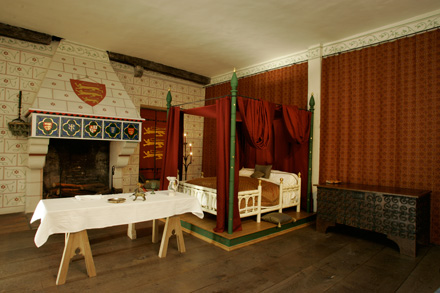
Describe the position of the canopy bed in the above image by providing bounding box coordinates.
[180,167,301,222]
[160,71,314,234]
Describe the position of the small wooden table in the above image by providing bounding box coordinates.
[31,192,203,285]
[316,183,430,257]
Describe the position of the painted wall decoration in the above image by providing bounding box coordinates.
[139,109,166,180]
[30,113,141,142]
[61,117,82,138]
[123,122,140,141]
[83,119,103,139]
[104,121,122,139]
[36,116,60,137]
[70,79,107,106]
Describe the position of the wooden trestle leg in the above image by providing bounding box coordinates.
[56,230,96,285]
[158,216,186,258]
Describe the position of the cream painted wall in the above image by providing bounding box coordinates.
[0,36,56,214]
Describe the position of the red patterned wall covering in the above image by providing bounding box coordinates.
[320,29,440,244]
[203,63,308,176]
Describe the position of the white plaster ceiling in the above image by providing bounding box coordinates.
[1,0,440,78]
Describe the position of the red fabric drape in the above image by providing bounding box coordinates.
[159,107,181,190]
[203,63,308,177]
[282,105,311,144]
[237,97,275,149]
[214,97,241,232]
[320,29,440,244]
[281,106,312,202]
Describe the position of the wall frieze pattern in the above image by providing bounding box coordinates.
[323,12,440,57]
[0,36,56,56]
[57,40,109,62]
[210,50,308,85]
[210,11,440,86]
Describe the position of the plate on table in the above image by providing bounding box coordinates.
[107,197,126,203]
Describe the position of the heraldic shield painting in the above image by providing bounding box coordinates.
[70,79,106,106]
[139,109,167,181]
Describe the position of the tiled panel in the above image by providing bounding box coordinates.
[122,122,140,141]
[92,104,117,117]
[7,63,33,78]
[0,47,20,62]
[85,67,107,79]
[60,117,82,138]
[103,121,122,140]
[35,115,60,137]
[66,101,94,114]
[83,119,103,139]
[3,193,25,207]
[21,52,52,68]
[52,54,74,65]
[38,97,68,112]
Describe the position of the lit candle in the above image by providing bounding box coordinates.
[189,143,192,152]
[190,151,193,163]
[184,132,187,143]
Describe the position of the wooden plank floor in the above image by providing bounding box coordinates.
[1,212,440,292]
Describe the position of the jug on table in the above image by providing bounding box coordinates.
[167,176,179,196]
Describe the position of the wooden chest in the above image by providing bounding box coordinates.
[316,183,430,257]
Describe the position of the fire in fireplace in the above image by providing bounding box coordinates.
[43,139,111,198]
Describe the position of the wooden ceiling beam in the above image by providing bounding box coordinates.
[108,51,210,85]
[0,22,53,45]
[0,22,210,85]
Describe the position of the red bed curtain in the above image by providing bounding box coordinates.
[241,105,311,208]
[159,107,181,190]
[282,105,311,203]
[203,63,308,177]
[237,97,275,149]
[214,97,241,232]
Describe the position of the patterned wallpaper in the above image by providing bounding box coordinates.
[0,36,56,214]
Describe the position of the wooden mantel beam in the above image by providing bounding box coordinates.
[108,51,210,85]
[0,22,53,45]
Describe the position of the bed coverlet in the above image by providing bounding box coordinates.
[185,176,279,206]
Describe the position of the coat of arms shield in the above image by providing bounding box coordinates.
[70,79,106,106]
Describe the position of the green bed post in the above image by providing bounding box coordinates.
[228,70,238,234]
[307,93,315,213]
[166,88,172,119]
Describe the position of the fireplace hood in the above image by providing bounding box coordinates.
[26,39,143,142]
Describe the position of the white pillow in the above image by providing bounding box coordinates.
[239,168,299,187]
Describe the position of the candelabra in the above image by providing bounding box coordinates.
[182,133,192,180]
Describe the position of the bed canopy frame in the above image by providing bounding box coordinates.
[160,71,315,234]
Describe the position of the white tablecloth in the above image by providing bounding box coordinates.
[30,191,204,247]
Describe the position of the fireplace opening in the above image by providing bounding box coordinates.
[43,139,111,198]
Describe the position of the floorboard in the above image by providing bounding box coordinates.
[0,212,439,292]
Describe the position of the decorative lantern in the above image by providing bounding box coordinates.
[8,91,30,136]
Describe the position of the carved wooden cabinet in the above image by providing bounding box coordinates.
[316,183,430,257]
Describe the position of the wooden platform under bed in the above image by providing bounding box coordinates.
[180,208,316,251]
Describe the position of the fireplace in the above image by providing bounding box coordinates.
[43,139,113,198]
[23,40,143,212]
